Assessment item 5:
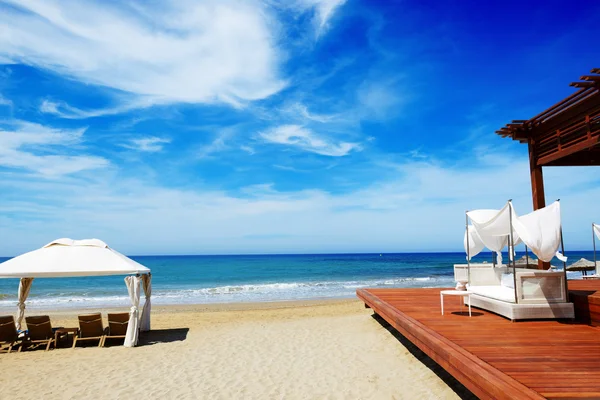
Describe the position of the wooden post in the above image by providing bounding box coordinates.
[528,137,546,210]
[528,137,550,270]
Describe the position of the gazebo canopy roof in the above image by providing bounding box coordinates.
[0,238,150,278]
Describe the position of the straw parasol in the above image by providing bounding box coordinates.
[566,258,597,275]
[515,254,538,268]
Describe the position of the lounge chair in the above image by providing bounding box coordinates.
[24,315,60,351]
[0,315,23,353]
[103,312,129,346]
[72,313,105,348]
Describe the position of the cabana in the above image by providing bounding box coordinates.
[459,201,574,320]
[0,238,152,348]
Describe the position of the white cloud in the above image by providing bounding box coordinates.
[0,0,286,107]
[259,125,361,156]
[197,128,238,159]
[280,102,338,123]
[1,149,598,256]
[0,93,12,107]
[121,136,171,153]
[357,79,405,120]
[0,121,108,176]
[40,98,156,119]
[240,145,256,155]
[293,0,347,36]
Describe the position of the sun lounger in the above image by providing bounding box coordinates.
[24,315,61,351]
[73,313,105,348]
[103,312,129,346]
[0,315,23,353]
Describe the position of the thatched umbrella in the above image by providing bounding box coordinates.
[515,254,538,268]
[566,258,597,276]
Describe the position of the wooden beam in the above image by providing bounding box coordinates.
[537,135,600,166]
[570,82,596,88]
[544,148,600,166]
[581,75,600,82]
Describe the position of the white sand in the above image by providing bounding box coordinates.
[1,300,460,399]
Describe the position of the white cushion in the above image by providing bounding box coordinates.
[501,273,515,289]
[468,285,516,303]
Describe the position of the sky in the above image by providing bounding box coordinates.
[0,0,599,256]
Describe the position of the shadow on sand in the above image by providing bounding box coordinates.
[370,314,478,400]
[136,328,190,347]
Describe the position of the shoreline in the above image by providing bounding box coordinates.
[0,296,361,317]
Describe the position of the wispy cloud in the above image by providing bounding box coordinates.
[0,93,12,107]
[240,145,256,155]
[293,0,347,37]
[40,98,157,119]
[196,127,240,159]
[121,136,171,153]
[280,102,338,123]
[0,0,286,107]
[0,120,108,176]
[1,148,598,256]
[357,78,406,120]
[259,125,361,156]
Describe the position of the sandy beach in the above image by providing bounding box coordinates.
[1,299,462,399]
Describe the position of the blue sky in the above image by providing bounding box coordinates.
[1,0,599,256]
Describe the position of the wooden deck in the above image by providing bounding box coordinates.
[569,280,600,326]
[357,280,600,400]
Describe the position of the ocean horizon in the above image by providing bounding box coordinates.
[0,251,594,310]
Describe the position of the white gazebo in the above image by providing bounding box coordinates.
[0,238,152,348]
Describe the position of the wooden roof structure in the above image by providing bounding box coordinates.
[496,68,600,211]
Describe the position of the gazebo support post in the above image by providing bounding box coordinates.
[508,201,518,304]
[560,227,569,301]
[466,212,471,286]
[593,224,598,276]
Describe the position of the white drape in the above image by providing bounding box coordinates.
[140,274,152,332]
[512,201,563,263]
[16,277,33,331]
[467,206,516,253]
[464,225,485,260]
[594,224,600,241]
[124,275,141,347]
[467,201,565,264]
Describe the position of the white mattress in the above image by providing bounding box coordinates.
[468,285,516,303]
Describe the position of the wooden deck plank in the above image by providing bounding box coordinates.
[357,280,600,400]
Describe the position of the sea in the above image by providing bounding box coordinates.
[0,251,595,310]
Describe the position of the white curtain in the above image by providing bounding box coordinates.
[594,224,600,241]
[16,277,33,331]
[464,225,485,260]
[124,275,141,347]
[512,201,564,263]
[140,273,152,332]
[467,205,516,253]
[467,204,523,264]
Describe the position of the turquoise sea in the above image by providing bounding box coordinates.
[0,251,595,309]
